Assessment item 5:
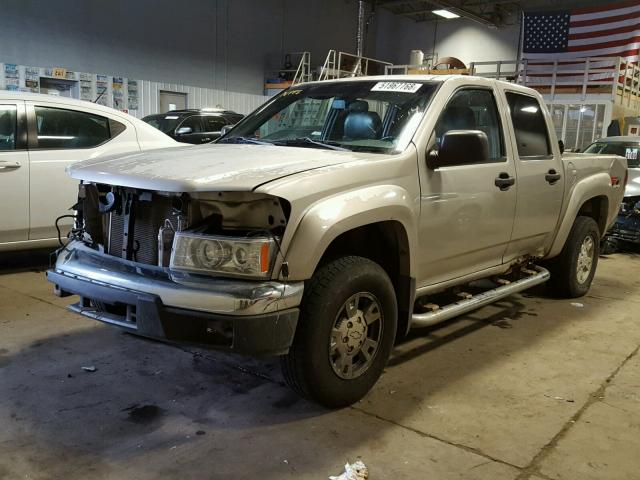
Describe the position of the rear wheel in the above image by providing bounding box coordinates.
[281,256,397,408]
[547,216,600,298]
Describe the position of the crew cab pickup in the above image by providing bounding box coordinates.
[48,76,626,407]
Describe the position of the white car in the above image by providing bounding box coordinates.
[0,92,180,252]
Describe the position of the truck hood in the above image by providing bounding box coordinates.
[68,143,367,192]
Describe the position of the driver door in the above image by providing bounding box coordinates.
[416,87,517,286]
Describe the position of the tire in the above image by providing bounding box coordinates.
[281,256,397,408]
[547,216,600,298]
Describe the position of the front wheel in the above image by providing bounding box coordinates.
[547,216,600,298]
[281,256,397,408]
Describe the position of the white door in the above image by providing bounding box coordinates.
[160,91,187,112]
[0,101,29,244]
[26,102,139,240]
[416,87,517,286]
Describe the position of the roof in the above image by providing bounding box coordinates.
[0,90,131,117]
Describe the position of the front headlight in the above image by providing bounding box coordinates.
[170,232,277,279]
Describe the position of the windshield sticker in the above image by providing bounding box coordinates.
[164,115,179,119]
[626,148,638,161]
[371,82,422,93]
[282,89,303,97]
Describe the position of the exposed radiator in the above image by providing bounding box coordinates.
[106,194,184,266]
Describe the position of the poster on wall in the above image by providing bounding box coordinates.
[79,72,93,101]
[95,75,109,106]
[112,77,124,110]
[127,80,138,111]
[4,63,19,91]
[25,67,39,92]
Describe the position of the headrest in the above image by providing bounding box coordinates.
[344,111,382,140]
[348,100,369,113]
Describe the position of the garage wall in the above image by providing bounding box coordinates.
[0,0,367,96]
[374,9,521,67]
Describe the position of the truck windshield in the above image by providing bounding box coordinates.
[220,80,440,154]
[584,141,640,168]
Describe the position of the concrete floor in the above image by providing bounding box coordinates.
[0,251,639,480]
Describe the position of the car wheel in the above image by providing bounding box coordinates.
[547,216,600,298]
[280,256,397,408]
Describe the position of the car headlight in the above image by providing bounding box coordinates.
[170,232,277,279]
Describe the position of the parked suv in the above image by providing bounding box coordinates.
[142,109,244,144]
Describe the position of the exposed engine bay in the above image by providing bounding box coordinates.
[603,196,640,253]
[72,182,290,270]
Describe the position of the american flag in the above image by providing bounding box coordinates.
[521,1,639,84]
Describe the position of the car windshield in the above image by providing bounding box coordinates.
[584,141,640,168]
[220,80,440,154]
[143,114,182,134]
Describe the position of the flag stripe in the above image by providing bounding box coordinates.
[570,17,640,34]
[570,11,640,28]
[569,23,640,40]
[572,0,639,16]
[571,3,640,22]
[569,35,640,50]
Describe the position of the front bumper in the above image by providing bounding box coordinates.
[47,241,304,355]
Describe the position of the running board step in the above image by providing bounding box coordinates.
[411,266,550,328]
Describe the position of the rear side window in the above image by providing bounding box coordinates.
[506,92,551,157]
[0,105,17,150]
[35,106,112,149]
[203,116,228,132]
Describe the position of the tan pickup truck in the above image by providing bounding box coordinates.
[48,76,626,407]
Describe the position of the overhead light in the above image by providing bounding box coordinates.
[432,9,460,19]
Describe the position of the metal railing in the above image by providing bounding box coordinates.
[291,51,312,85]
[319,50,392,81]
[469,57,640,111]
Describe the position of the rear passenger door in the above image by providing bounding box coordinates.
[26,102,138,240]
[0,101,29,244]
[501,91,565,261]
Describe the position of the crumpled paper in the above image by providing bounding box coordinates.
[329,460,369,480]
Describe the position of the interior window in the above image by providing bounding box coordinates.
[180,116,205,133]
[35,106,110,149]
[203,117,228,132]
[506,92,552,157]
[435,89,505,162]
[0,105,17,150]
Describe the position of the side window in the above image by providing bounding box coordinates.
[180,116,205,133]
[435,89,505,162]
[505,92,552,157]
[35,106,111,149]
[0,105,17,150]
[203,117,228,132]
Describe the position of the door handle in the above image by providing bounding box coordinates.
[545,169,562,184]
[0,160,21,170]
[495,172,515,191]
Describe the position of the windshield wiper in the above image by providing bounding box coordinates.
[271,137,351,151]
[217,136,272,145]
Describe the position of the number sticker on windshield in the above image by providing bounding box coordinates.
[371,82,422,93]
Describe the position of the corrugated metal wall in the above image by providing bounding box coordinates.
[137,80,270,117]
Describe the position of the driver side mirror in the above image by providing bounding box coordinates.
[427,130,489,169]
[176,126,193,136]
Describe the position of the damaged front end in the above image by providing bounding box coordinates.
[47,182,303,355]
[603,196,640,253]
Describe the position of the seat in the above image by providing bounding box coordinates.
[438,106,476,133]
[343,101,382,141]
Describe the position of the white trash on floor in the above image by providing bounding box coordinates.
[329,460,368,480]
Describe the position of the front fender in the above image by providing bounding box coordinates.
[547,172,614,259]
[283,184,418,280]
